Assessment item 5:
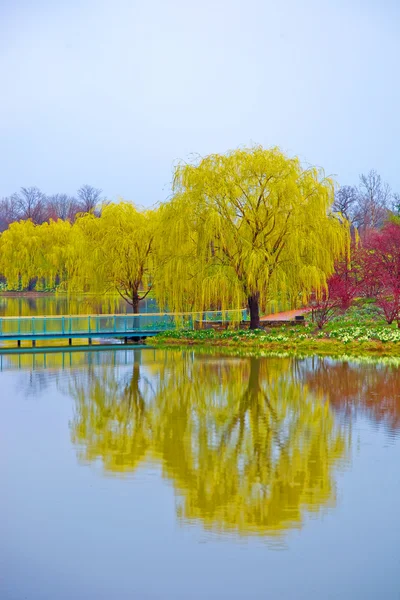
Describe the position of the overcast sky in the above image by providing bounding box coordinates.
[0,0,399,206]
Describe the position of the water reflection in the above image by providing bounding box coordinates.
[0,294,157,317]
[70,351,154,472]
[2,349,400,599]
[69,350,349,537]
[303,357,400,433]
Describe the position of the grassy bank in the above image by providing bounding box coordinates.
[154,305,400,358]
[154,330,400,357]
[153,339,400,367]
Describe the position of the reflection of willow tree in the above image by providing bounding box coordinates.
[152,356,347,535]
[70,351,348,536]
[303,357,400,432]
[71,350,154,472]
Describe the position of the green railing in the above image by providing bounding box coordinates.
[0,310,247,339]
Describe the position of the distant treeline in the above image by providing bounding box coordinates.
[0,184,103,231]
[333,170,399,237]
[1,170,399,235]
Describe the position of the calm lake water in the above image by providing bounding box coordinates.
[0,294,158,317]
[1,345,400,600]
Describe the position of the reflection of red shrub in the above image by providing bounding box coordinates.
[304,358,400,432]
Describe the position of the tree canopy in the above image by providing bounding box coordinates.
[0,202,157,311]
[157,146,349,327]
[0,218,73,290]
[69,202,157,311]
[0,146,353,322]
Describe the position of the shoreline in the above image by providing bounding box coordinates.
[153,333,400,358]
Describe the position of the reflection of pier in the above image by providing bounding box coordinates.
[0,346,157,371]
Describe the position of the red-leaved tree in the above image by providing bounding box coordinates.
[311,244,363,328]
[327,243,363,310]
[310,290,340,329]
[363,222,400,326]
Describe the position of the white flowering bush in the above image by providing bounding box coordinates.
[329,325,400,344]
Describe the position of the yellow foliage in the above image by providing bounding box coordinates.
[69,203,158,310]
[0,146,349,320]
[0,219,73,290]
[156,146,349,325]
[0,203,158,311]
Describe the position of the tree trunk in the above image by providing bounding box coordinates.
[247,293,260,330]
[131,293,140,330]
[132,295,140,314]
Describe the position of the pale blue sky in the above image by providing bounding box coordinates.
[0,0,399,205]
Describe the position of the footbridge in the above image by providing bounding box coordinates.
[0,310,246,349]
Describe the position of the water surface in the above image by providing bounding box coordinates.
[1,348,400,599]
[0,293,157,317]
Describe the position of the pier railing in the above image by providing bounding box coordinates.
[0,310,247,341]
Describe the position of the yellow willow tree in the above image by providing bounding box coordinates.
[70,202,158,312]
[156,146,349,328]
[0,218,74,290]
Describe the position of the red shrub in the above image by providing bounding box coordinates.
[362,223,400,325]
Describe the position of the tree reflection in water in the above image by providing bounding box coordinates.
[303,356,400,433]
[70,350,349,537]
[70,350,155,473]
